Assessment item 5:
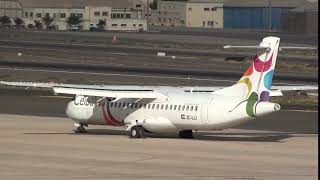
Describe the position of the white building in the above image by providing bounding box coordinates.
[151,0,224,28]
[0,0,148,31]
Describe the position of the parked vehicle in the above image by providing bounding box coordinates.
[89,26,104,31]
[69,25,79,31]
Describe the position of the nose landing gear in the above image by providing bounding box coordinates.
[74,123,87,133]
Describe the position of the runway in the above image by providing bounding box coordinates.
[0,43,317,84]
[0,114,317,180]
[0,33,318,85]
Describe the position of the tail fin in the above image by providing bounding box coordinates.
[215,36,280,102]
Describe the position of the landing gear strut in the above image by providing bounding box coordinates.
[130,125,145,138]
[74,123,87,133]
[179,130,193,139]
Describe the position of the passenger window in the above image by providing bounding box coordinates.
[174,105,177,110]
[152,104,155,109]
[118,103,122,108]
[135,103,138,108]
[182,105,185,111]
[156,104,159,109]
[190,106,193,111]
[161,104,164,109]
[130,103,134,109]
[186,105,189,111]
[195,106,198,111]
[165,104,168,110]
[169,105,172,110]
[139,104,143,108]
[178,105,181,110]
[114,102,117,107]
[147,104,151,109]
[110,102,113,107]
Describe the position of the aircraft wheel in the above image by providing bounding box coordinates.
[138,126,146,138]
[75,125,87,133]
[179,130,193,139]
[130,126,145,138]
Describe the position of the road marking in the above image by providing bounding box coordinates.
[111,52,128,55]
[40,96,72,99]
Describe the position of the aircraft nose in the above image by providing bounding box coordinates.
[66,101,74,118]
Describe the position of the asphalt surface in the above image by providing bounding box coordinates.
[0,88,317,134]
[0,114,317,180]
[0,39,318,62]
[148,26,318,46]
[2,29,318,46]
[0,40,317,84]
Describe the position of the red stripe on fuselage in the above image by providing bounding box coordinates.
[102,103,118,126]
[101,103,123,126]
[106,104,124,126]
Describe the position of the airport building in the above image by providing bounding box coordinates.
[0,0,148,31]
[281,3,318,35]
[222,0,316,30]
[150,0,317,31]
[151,0,224,28]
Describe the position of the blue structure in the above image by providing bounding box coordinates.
[223,7,290,30]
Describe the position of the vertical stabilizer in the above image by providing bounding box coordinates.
[214,37,280,102]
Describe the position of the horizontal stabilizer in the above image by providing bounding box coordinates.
[223,45,269,50]
[279,46,317,51]
[224,46,317,51]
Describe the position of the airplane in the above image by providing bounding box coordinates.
[0,36,318,139]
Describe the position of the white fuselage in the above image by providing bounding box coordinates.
[66,92,279,133]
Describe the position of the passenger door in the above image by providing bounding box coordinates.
[201,97,214,126]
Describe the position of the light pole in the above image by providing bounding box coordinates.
[268,0,272,31]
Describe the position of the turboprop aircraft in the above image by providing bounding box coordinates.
[0,37,318,138]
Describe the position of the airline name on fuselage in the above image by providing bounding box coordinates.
[74,97,95,106]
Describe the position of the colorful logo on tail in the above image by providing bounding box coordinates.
[237,53,275,117]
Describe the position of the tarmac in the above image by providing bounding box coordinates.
[0,114,317,180]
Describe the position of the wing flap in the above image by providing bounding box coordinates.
[0,81,56,88]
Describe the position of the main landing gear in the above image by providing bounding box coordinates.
[130,125,145,138]
[179,130,193,139]
[74,123,87,133]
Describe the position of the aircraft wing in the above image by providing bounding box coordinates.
[53,87,165,99]
[0,81,317,98]
[0,81,167,100]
